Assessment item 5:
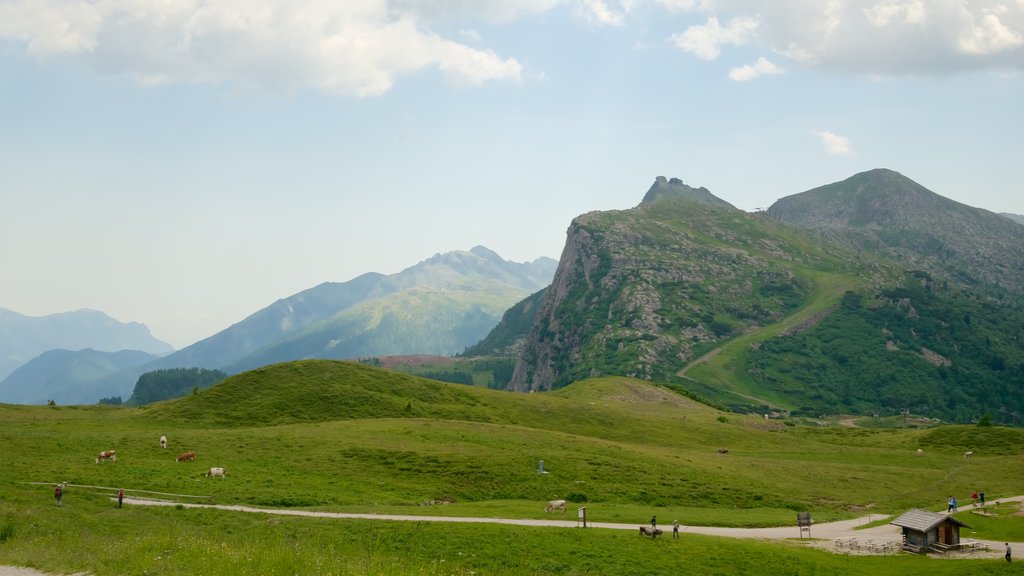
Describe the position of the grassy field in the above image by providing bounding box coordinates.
[1,360,1021,574]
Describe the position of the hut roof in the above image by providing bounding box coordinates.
[890,509,971,532]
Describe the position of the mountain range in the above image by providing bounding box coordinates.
[476,169,1024,423]
[5,170,1023,422]
[0,247,556,404]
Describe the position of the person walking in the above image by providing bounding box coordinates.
[947,496,954,512]
[952,496,958,512]
[1007,543,1012,563]
[672,520,680,539]
[54,484,62,507]
[117,488,124,509]
[650,515,657,529]
[980,491,986,506]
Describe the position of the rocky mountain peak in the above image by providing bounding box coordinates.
[639,176,736,210]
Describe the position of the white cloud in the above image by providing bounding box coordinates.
[863,1,927,27]
[459,29,483,43]
[655,0,712,11]
[817,131,852,156]
[665,1,1024,75]
[0,0,523,96]
[577,0,625,26]
[959,12,1024,54]
[728,57,783,81]
[670,16,759,60]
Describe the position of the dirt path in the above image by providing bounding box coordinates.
[119,494,1024,557]
[9,495,1019,575]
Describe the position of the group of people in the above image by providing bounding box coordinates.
[649,515,681,539]
[970,490,987,507]
[54,484,125,508]
[947,490,989,513]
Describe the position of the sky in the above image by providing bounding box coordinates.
[1,0,1022,349]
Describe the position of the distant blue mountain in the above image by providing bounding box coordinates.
[0,348,158,405]
[0,308,172,382]
[1002,212,1024,225]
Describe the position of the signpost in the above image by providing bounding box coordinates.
[797,512,812,538]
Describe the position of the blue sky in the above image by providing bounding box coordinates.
[2,0,1022,348]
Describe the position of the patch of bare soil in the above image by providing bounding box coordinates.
[375,355,455,368]
[0,568,88,576]
[607,382,697,408]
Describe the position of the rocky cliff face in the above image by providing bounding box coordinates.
[508,182,821,392]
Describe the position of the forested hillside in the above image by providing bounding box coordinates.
[747,272,1024,422]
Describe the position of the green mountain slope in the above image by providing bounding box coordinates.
[149,246,556,373]
[768,168,1024,301]
[225,285,525,372]
[745,272,1024,421]
[507,178,867,392]
[85,246,556,403]
[489,172,1023,423]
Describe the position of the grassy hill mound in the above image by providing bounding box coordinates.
[145,359,502,427]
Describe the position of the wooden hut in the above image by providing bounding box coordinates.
[890,509,971,553]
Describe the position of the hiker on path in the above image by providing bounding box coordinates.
[952,496,958,512]
[117,488,124,509]
[672,520,680,539]
[54,484,62,507]
[1007,543,1012,563]
[980,491,986,506]
[650,515,657,529]
[947,496,954,512]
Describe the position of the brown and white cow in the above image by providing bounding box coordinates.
[544,499,567,513]
[95,450,117,464]
[176,451,196,462]
[159,435,167,449]
[205,467,226,478]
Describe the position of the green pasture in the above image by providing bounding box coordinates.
[1,360,1021,574]
[954,502,1024,543]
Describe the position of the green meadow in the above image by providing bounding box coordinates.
[1,360,1021,575]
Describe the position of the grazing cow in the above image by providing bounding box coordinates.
[717,448,729,454]
[159,436,167,449]
[964,451,974,458]
[916,449,924,457]
[639,526,663,538]
[544,499,567,513]
[176,451,196,462]
[205,467,226,478]
[95,450,117,464]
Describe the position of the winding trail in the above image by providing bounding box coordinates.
[119,494,1024,559]
[6,496,1020,575]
